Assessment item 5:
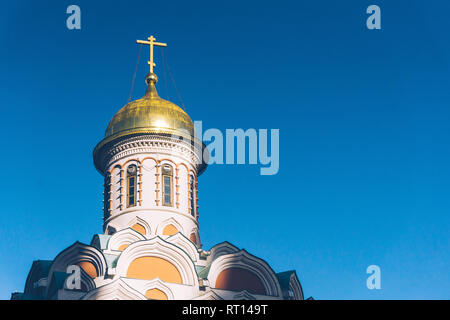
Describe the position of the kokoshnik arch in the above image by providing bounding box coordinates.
[12,35,304,300]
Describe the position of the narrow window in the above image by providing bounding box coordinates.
[104,172,111,218]
[189,174,195,217]
[127,164,137,207]
[162,165,173,206]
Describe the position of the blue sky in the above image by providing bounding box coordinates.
[0,0,449,299]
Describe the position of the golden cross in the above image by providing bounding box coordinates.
[136,35,167,74]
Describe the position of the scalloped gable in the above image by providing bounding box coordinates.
[166,232,199,262]
[207,249,282,297]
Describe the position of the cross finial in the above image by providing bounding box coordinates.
[136,35,167,74]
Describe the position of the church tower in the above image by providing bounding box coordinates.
[13,36,304,300]
[93,36,206,246]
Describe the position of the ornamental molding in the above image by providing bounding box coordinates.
[99,135,203,173]
[81,278,146,300]
[137,278,175,300]
[103,207,199,231]
[166,233,199,262]
[127,216,151,236]
[106,228,146,252]
[156,217,186,236]
[207,241,240,264]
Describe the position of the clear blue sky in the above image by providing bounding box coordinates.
[0,0,449,299]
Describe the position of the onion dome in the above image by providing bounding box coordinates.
[93,73,207,175]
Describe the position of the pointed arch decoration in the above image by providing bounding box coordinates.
[208,241,239,263]
[166,232,199,262]
[156,217,185,236]
[207,250,282,297]
[107,228,146,252]
[115,237,198,287]
[141,278,175,300]
[127,216,151,236]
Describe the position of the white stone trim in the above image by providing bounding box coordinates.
[207,241,239,263]
[140,278,175,300]
[106,228,146,252]
[127,216,151,236]
[104,135,202,175]
[103,207,198,230]
[81,278,146,300]
[166,233,199,262]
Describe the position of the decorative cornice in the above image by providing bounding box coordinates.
[93,133,208,176]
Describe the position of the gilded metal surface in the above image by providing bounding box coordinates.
[104,80,194,141]
[93,73,208,176]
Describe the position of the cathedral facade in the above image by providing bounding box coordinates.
[12,36,304,301]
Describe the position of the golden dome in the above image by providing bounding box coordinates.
[93,73,208,176]
[104,74,194,141]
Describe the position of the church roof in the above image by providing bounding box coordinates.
[104,76,194,143]
[276,270,296,288]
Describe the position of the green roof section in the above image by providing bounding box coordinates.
[90,234,111,250]
[104,253,120,268]
[197,264,212,279]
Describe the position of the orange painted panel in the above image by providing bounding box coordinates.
[145,288,168,300]
[77,261,97,278]
[131,223,146,235]
[126,256,182,284]
[162,224,178,236]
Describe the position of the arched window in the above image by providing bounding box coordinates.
[162,165,173,206]
[127,164,137,207]
[189,174,195,217]
[104,172,111,218]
